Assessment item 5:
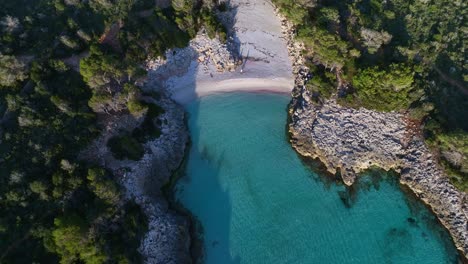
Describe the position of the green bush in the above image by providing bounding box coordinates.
[351,64,416,111]
[51,215,107,264]
[132,102,164,142]
[425,131,468,192]
[103,201,148,263]
[274,0,468,194]
[107,135,144,161]
[306,64,337,101]
[127,99,148,116]
[201,9,228,42]
[87,167,120,204]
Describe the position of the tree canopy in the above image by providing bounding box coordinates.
[0,0,227,262]
[274,0,468,190]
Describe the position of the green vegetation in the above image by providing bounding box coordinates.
[132,102,165,142]
[274,0,467,190]
[342,63,416,111]
[305,63,336,101]
[427,130,468,192]
[0,0,227,262]
[0,54,27,87]
[107,135,145,161]
[201,8,227,42]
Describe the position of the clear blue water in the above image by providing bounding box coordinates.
[175,93,459,264]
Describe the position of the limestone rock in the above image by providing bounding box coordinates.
[288,77,468,259]
[82,92,191,264]
[282,5,468,258]
[120,93,191,264]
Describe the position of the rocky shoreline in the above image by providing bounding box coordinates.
[121,93,191,264]
[278,10,468,258]
[125,31,239,264]
[116,19,241,264]
[82,91,192,263]
[105,1,467,262]
[131,1,295,262]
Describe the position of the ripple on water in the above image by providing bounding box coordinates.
[175,93,459,264]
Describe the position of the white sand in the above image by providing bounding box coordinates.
[170,76,293,104]
[161,0,294,104]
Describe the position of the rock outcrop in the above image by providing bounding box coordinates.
[82,92,191,264]
[280,6,468,258]
[120,93,191,264]
[146,33,237,80]
[289,90,468,258]
[291,100,408,185]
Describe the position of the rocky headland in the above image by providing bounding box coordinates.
[280,10,468,258]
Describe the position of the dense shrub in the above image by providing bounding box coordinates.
[107,135,145,161]
[273,0,467,190]
[0,0,230,261]
[351,64,415,111]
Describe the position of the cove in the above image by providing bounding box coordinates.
[174,92,459,264]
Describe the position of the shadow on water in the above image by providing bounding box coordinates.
[158,65,240,263]
[174,91,244,263]
[399,183,465,263]
[162,73,241,263]
[169,93,460,263]
[297,154,461,263]
[173,140,239,264]
[165,3,243,263]
[159,0,462,262]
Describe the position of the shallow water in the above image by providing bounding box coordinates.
[175,93,458,264]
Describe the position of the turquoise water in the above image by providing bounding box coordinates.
[175,93,459,264]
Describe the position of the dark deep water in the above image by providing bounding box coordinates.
[175,92,459,264]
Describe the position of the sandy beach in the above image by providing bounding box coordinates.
[147,0,294,104]
[168,75,293,103]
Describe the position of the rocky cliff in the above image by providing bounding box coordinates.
[289,93,468,256]
[279,8,468,258]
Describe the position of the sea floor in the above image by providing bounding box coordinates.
[175,92,459,264]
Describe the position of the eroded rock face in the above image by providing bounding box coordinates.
[292,99,407,185]
[400,140,468,258]
[280,4,467,258]
[288,82,468,258]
